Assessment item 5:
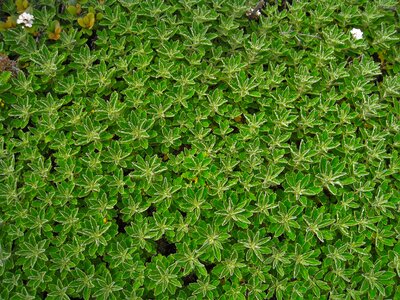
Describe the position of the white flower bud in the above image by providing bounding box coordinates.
[350,28,363,40]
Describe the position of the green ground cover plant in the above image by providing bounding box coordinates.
[0,0,399,299]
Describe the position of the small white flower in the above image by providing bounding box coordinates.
[350,28,363,40]
[17,12,34,28]
[256,10,261,16]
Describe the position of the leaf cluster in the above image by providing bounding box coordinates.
[0,0,399,299]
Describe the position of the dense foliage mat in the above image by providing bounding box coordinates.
[1,0,400,299]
